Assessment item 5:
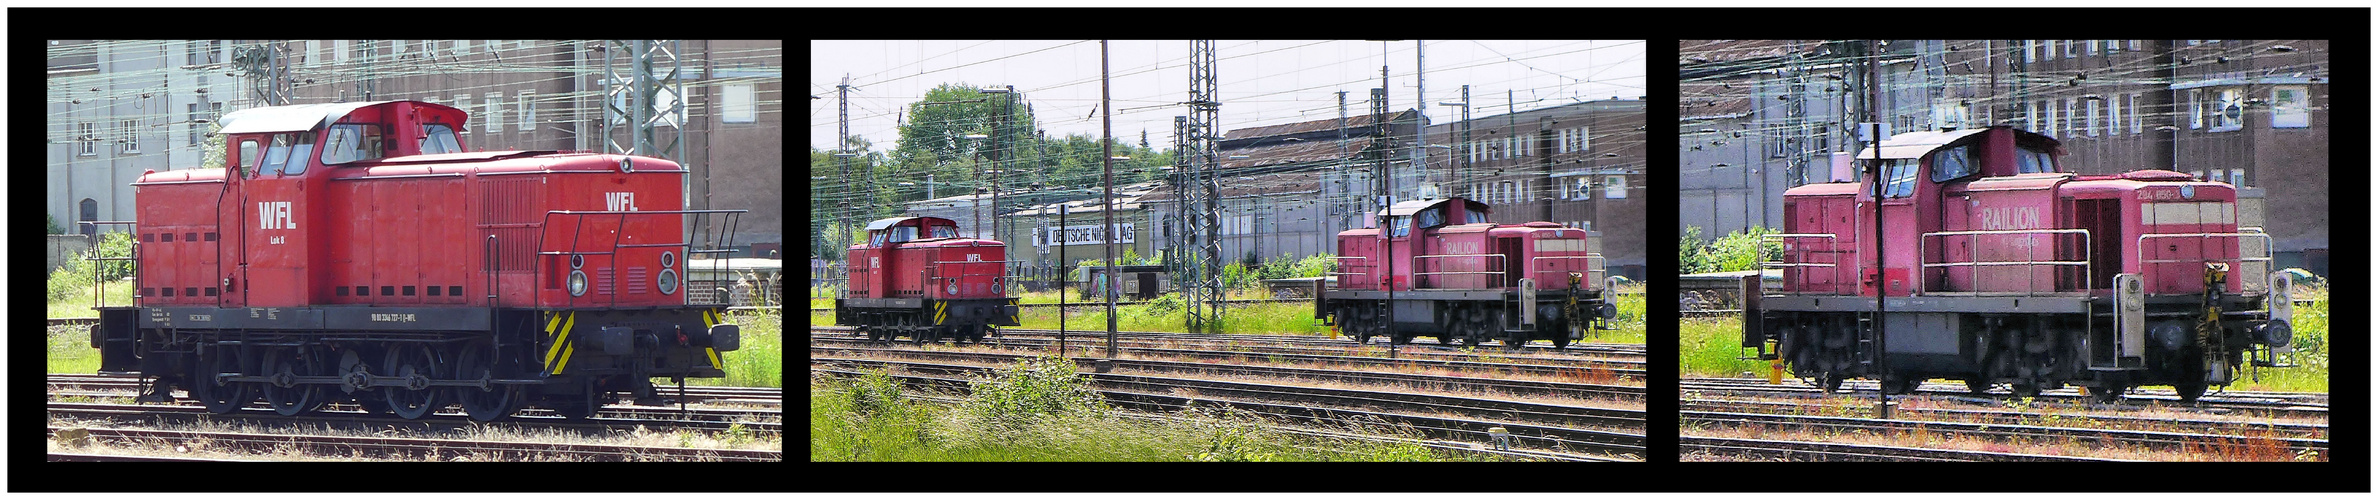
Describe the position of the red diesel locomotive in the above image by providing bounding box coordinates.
[836,216,1021,343]
[1744,126,2293,402]
[91,100,748,421]
[1318,198,1617,349]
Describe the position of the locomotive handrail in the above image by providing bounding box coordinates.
[1331,256,1374,290]
[2136,231,2274,294]
[79,221,141,309]
[1918,228,2090,296]
[537,209,747,308]
[1759,233,1840,294]
[924,258,1022,300]
[1412,253,1506,289]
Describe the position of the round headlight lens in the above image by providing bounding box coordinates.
[570,254,585,269]
[661,251,677,269]
[658,268,679,295]
[568,270,589,296]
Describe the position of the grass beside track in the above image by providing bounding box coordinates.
[810,361,1480,462]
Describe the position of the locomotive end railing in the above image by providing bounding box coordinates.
[537,209,748,308]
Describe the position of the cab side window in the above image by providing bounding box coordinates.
[889,226,917,243]
[2016,148,2055,174]
[421,124,462,154]
[322,124,385,165]
[1416,207,1445,229]
[238,139,261,179]
[1929,145,1975,182]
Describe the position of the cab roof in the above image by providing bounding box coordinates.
[863,216,957,232]
[216,100,466,135]
[1856,126,2060,160]
[1383,197,1491,217]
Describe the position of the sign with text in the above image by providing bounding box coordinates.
[1035,223,1136,247]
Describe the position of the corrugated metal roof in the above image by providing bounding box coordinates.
[1221,110,1418,141]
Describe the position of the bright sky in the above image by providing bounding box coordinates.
[808,40,1646,155]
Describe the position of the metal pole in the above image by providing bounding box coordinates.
[1102,40,1119,363]
[1059,203,1068,356]
[1867,38,1892,419]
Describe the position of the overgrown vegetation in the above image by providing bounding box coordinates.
[1678,225,1781,275]
[809,361,1461,462]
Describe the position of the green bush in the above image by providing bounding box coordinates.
[961,355,1108,429]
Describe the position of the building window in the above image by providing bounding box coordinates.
[2107,95,2121,135]
[2272,85,2309,128]
[2084,98,2100,137]
[485,92,504,134]
[2187,89,2204,129]
[1603,175,1627,199]
[452,94,471,139]
[519,90,536,131]
[722,84,755,123]
[78,122,96,156]
[2210,87,2245,132]
[119,119,138,154]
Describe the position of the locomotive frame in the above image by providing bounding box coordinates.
[88,100,751,421]
[1317,197,1620,350]
[1741,126,2293,402]
[834,216,1023,344]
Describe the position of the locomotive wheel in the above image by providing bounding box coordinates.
[259,346,325,416]
[2010,382,2041,397]
[383,343,447,420]
[193,343,252,414]
[1504,329,1530,350]
[337,346,394,415]
[1818,373,1845,393]
[454,341,519,422]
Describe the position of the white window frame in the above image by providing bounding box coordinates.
[519,90,537,131]
[721,84,756,124]
[119,119,139,154]
[2188,89,2204,129]
[485,92,504,134]
[78,122,96,156]
[2272,85,2309,128]
[2210,87,2245,132]
[2085,98,2100,137]
[1603,175,1627,199]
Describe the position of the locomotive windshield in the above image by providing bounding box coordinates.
[2015,147,2055,173]
[1876,159,1917,198]
[929,225,958,239]
[257,132,314,176]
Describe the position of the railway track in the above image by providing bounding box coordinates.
[1681,377,2329,419]
[1679,377,2329,461]
[813,324,1647,358]
[47,373,783,408]
[813,366,1642,461]
[812,338,1643,380]
[813,345,1646,401]
[46,425,778,462]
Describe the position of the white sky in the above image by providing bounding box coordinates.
[808,40,1646,155]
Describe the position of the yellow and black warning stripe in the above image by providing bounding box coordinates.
[699,308,723,370]
[543,311,578,374]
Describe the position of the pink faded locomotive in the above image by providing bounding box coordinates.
[1318,198,1617,349]
[1745,126,2294,402]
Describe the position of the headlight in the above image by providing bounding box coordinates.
[568,270,589,296]
[661,251,677,269]
[658,268,679,295]
[571,254,585,269]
